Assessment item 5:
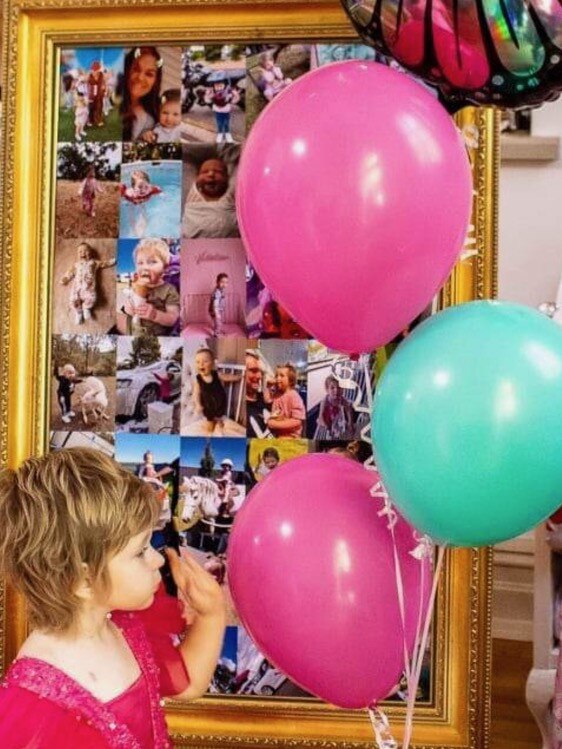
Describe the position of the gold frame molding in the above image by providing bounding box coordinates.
[0,2,499,747]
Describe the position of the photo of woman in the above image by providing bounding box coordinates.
[119,46,182,142]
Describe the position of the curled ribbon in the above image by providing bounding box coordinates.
[368,707,398,749]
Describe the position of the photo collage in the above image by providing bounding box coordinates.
[51,42,390,700]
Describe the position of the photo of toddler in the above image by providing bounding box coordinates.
[78,166,104,218]
[209,273,228,337]
[267,364,306,439]
[118,238,180,336]
[316,375,355,440]
[204,79,239,144]
[192,347,242,436]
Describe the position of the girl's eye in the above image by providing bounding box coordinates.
[137,545,149,557]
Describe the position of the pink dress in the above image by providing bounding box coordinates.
[0,588,189,748]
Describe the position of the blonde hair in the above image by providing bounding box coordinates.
[62,363,76,377]
[133,238,170,267]
[0,448,160,632]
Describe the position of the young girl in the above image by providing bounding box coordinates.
[257,51,292,101]
[142,89,183,144]
[204,80,239,144]
[192,348,241,436]
[120,46,163,142]
[267,363,306,439]
[78,166,103,218]
[316,374,355,440]
[60,241,116,325]
[209,273,228,337]
[53,362,82,424]
[153,365,176,403]
[0,447,226,747]
[74,92,90,140]
[120,170,163,238]
[121,238,180,337]
[120,170,162,204]
[253,446,280,480]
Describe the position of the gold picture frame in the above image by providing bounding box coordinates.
[0,1,499,747]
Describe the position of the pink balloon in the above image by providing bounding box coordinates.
[236,61,472,354]
[228,454,430,708]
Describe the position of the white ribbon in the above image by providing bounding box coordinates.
[358,356,446,749]
[368,706,398,749]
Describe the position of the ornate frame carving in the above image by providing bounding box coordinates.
[0,2,499,746]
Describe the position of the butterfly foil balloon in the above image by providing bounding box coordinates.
[341,0,562,108]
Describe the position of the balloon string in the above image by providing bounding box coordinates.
[402,544,447,749]
[362,357,412,684]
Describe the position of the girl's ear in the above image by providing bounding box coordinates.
[74,562,95,602]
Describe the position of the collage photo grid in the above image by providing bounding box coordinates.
[51,42,426,701]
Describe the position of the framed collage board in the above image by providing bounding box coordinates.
[0,1,499,747]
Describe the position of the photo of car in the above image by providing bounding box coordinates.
[116,360,181,422]
[238,658,287,696]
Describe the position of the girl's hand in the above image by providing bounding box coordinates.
[135,302,157,321]
[166,548,225,619]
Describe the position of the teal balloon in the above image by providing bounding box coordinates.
[372,301,562,547]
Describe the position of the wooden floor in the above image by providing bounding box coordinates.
[492,639,542,749]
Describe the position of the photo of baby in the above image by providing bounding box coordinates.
[58,47,124,143]
[51,333,116,432]
[116,336,182,434]
[245,45,311,132]
[246,264,310,340]
[306,343,373,441]
[118,46,182,142]
[56,142,121,238]
[257,340,308,439]
[181,238,246,338]
[119,160,182,238]
[181,144,240,239]
[181,45,246,145]
[115,238,181,336]
[181,337,246,438]
[53,239,116,334]
[139,88,183,144]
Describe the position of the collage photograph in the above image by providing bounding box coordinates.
[47,42,382,703]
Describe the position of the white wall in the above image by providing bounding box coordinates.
[498,98,562,307]
[494,101,562,641]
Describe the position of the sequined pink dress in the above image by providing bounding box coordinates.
[0,588,189,748]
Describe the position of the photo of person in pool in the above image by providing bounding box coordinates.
[119,159,182,238]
